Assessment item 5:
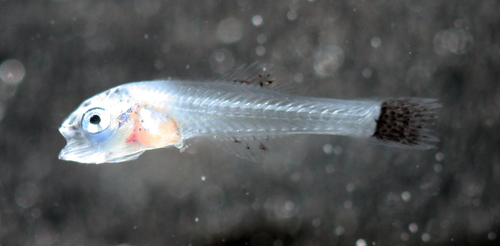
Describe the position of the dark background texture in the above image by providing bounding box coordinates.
[0,0,499,245]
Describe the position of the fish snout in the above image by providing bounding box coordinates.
[59,124,85,141]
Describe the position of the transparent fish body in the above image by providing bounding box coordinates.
[159,81,379,139]
[59,80,382,164]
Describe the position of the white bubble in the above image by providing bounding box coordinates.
[252,15,263,26]
[0,59,26,85]
[362,68,372,78]
[333,145,343,155]
[325,164,335,174]
[287,10,297,21]
[401,191,411,202]
[293,73,303,83]
[255,46,266,56]
[209,49,234,74]
[215,52,226,62]
[343,200,353,209]
[434,164,443,173]
[435,152,444,161]
[409,223,418,233]
[346,183,355,192]
[195,217,199,222]
[421,233,431,242]
[433,28,472,56]
[313,45,344,77]
[257,34,267,44]
[217,17,243,44]
[401,232,409,241]
[201,176,206,181]
[264,196,299,219]
[370,37,381,48]
[334,226,345,235]
[356,239,367,246]
[323,143,333,154]
[15,183,39,208]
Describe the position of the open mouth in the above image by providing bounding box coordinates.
[58,144,106,164]
[58,125,98,163]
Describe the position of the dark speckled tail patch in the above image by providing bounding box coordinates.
[373,98,440,148]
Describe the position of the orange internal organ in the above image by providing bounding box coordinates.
[126,104,180,148]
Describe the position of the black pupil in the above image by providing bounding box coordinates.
[89,115,101,125]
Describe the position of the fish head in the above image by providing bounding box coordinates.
[58,86,145,164]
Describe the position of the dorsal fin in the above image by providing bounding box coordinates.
[223,63,298,93]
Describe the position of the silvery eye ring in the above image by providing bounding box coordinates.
[82,108,111,134]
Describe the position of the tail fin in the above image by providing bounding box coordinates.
[372,98,441,149]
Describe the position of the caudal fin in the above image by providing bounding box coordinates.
[372,98,441,149]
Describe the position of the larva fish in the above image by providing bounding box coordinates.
[58,65,440,164]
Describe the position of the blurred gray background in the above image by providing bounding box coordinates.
[0,0,499,245]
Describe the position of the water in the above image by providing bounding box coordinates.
[0,0,498,245]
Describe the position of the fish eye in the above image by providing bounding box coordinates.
[82,108,111,134]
